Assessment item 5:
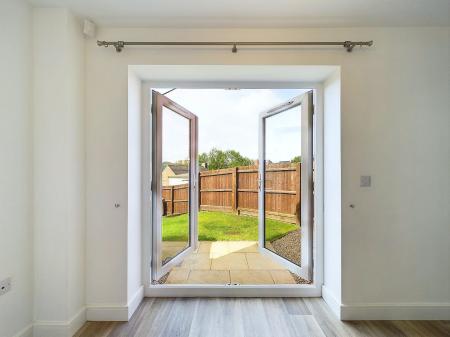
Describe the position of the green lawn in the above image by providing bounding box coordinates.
[162,211,298,241]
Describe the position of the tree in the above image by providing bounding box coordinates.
[226,150,253,168]
[290,155,301,163]
[199,148,253,170]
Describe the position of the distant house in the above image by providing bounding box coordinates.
[162,164,189,186]
[162,164,207,186]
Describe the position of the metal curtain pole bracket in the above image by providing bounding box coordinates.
[97,40,373,53]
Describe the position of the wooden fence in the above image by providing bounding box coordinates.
[162,162,300,224]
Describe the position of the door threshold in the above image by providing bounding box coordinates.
[145,283,321,297]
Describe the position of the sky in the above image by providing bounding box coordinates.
[159,88,307,163]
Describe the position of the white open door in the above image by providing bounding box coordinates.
[151,90,198,282]
[258,91,314,281]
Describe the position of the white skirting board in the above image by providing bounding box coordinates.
[33,307,86,337]
[85,305,129,322]
[321,285,341,319]
[86,285,144,321]
[13,324,33,337]
[321,285,450,321]
[127,286,145,320]
[340,302,450,320]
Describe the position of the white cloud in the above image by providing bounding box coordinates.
[160,88,305,162]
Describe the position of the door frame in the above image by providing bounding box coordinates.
[142,81,324,297]
[258,91,314,280]
[150,90,199,282]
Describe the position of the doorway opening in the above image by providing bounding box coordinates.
[150,88,315,286]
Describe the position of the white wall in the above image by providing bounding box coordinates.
[86,43,128,310]
[33,8,86,335]
[339,28,450,319]
[127,71,143,311]
[323,70,342,316]
[86,26,449,319]
[0,1,33,336]
[65,10,86,328]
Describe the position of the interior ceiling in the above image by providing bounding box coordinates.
[28,0,449,28]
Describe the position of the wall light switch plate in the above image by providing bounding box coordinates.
[360,175,371,187]
[0,277,11,296]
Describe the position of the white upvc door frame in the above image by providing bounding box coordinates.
[258,91,314,280]
[150,90,199,282]
[141,80,323,297]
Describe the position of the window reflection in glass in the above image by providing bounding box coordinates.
[161,106,190,265]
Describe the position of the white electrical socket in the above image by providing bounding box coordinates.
[0,277,12,296]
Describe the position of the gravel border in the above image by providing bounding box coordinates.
[270,229,301,266]
[270,229,311,284]
[155,272,170,284]
[290,271,312,284]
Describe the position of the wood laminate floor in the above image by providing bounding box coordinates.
[75,298,450,337]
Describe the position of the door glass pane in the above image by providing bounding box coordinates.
[264,105,301,266]
[161,106,190,265]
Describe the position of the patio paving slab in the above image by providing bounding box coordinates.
[160,241,302,285]
[181,253,211,270]
[210,253,248,270]
[227,241,259,253]
[162,241,188,260]
[166,267,190,284]
[230,270,274,284]
[270,270,296,284]
[245,252,286,270]
[196,241,212,253]
[187,270,230,284]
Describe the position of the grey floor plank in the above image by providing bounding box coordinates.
[290,315,327,337]
[74,298,450,337]
[107,298,155,337]
[188,298,229,337]
[392,320,450,337]
[218,298,246,337]
[303,298,355,337]
[162,298,197,337]
[135,298,176,337]
[74,321,117,337]
[282,298,311,315]
[239,298,274,337]
[260,298,299,337]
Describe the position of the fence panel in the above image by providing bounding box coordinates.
[162,163,301,224]
[162,184,189,216]
[199,168,233,212]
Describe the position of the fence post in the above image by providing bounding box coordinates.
[295,162,301,225]
[198,172,202,210]
[170,185,174,215]
[231,167,238,213]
